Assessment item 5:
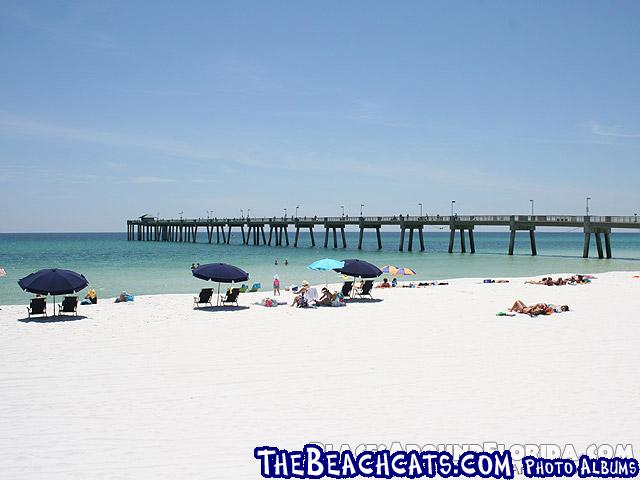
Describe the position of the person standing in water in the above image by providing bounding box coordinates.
[284,259,289,266]
[273,274,280,296]
[274,259,278,266]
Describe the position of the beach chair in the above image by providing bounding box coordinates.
[239,284,248,293]
[27,297,47,318]
[341,281,353,298]
[356,280,374,298]
[248,283,261,292]
[58,296,78,316]
[193,288,213,308]
[220,288,240,306]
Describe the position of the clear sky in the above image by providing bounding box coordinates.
[1,0,639,232]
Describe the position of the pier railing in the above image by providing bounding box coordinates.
[126,214,640,259]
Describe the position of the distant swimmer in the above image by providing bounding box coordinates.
[284,259,289,266]
[274,259,278,265]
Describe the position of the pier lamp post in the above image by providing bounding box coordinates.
[418,203,423,217]
[530,199,534,217]
[240,209,244,219]
[360,204,364,217]
[179,211,183,221]
[295,205,300,218]
[247,208,251,219]
[284,208,287,219]
[341,206,345,217]
[586,197,591,216]
[451,201,456,217]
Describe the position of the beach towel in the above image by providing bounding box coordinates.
[306,288,319,303]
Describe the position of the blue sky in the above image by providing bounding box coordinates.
[1,0,639,232]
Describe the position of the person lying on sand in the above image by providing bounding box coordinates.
[509,300,569,316]
[526,277,555,286]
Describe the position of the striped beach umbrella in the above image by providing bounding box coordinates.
[396,267,416,276]
[381,265,400,275]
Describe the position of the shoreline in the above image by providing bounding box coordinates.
[1,270,637,308]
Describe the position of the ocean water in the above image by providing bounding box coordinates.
[1,231,640,305]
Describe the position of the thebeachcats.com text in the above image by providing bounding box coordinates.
[253,443,639,479]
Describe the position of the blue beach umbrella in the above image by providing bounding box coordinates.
[308,258,345,271]
[192,263,249,305]
[18,268,89,315]
[308,258,345,285]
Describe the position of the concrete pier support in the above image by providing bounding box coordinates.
[400,228,406,252]
[595,232,604,259]
[583,232,591,258]
[583,225,611,259]
[508,226,536,255]
[376,227,382,249]
[358,228,364,249]
[508,230,516,255]
[529,230,537,256]
[449,225,473,253]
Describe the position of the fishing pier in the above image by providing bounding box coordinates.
[127,214,640,259]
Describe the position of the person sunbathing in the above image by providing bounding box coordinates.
[526,277,554,286]
[315,287,332,306]
[509,300,569,316]
[376,278,391,288]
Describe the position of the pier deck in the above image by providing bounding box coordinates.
[127,215,640,259]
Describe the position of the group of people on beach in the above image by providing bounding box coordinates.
[526,275,592,286]
[290,281,346,308]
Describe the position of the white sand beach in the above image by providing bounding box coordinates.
[1,271,639,479]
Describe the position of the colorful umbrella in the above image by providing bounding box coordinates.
[381,265,400,275]
[396,267,416,276]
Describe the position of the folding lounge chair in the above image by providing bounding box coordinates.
[27,297,47,318]
[356,280,374,298]
[58,296,78,316]
[341,281,353,298]
[220,288,240,306]
[193,288,213,308]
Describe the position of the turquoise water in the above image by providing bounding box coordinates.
[2,231,640,305]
